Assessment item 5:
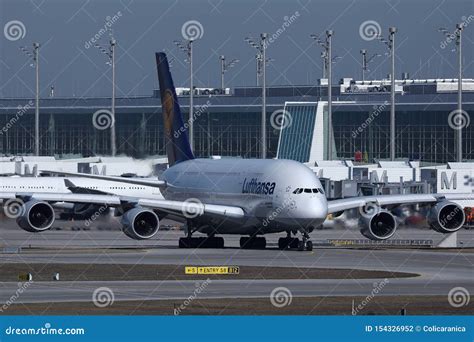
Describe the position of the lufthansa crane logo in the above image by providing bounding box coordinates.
[162,89,175,138]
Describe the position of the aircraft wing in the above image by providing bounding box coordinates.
[41,170,166,189]
[327,193,474,214]
[0,193,244,219]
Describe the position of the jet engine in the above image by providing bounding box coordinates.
[121,207,159,240]
[17,200,55,233]
[427,201,465,233]
[360,209,397,240]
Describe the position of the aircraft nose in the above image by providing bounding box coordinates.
[313,197,328,219]
[297,196,328,219]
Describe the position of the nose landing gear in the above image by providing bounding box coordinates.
[298,232,313,251]
[278,231,313,251]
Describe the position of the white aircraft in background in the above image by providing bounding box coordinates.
[0,176,162,220]
[1,52,472,251]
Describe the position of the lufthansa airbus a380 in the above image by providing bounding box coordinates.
[1,52,472,251]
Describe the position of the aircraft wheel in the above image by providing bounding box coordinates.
[212,237,225,248]
[278,237,289,250]
[306,240,313,251]
[297,241,305,251]
[289,238,300,249]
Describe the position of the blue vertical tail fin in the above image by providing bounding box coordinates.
[156,52,195,166]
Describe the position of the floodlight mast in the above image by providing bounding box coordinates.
[389,27,397,161]
[456,23,463,162]
[95,38,117,156]
[20,43,41,155]
[360,49,382,81]
[33,43,40,156]
[245,34,270,158]
[377,27,397,161]
[311,31,335,160]
[174,39,195,150]
[220,55,239,91]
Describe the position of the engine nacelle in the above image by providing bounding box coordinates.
[121,207,159,240]
[16,200,55,233]
[427,201,465,233]
[360,209,397,240]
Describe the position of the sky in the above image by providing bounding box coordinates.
[0,0,473,98]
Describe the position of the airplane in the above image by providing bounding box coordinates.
[0,176,162,220]
[1,52,472,250]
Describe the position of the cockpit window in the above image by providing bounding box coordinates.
[293,188,324,194]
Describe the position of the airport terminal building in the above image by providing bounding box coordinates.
[0,78,473,164]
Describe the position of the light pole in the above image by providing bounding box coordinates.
[439,24,464,161]
[389,27,396,162]
[360,49,381,81]
[220,55,239,91]
[33,43,40,156]
[110,38,116,157]
[311,31,335,160]
[95,38,117,156]
[377,27,397,161]
[456,23,463,162]
[174,39,195,151]
[245,34,269,158]
[327,30,333,160]
[20,43,40,155]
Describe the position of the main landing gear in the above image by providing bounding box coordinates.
[178,224,224,248]
[239,236,266,249]
[278,231,313,251]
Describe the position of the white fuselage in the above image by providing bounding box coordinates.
[161,158,328,235]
